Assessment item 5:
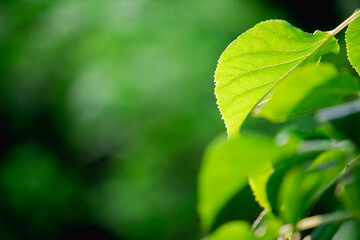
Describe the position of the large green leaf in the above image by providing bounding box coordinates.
[346,10,360,76]
[215,20,339,138]
[258,63,360,122]
[198,134,294,230]
[203,221,255,240]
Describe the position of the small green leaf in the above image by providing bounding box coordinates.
[346,10,360,76]
[203,221,255,240]
[266,152,319,215]
[339,166,360,219]
[215,20,339,138]
[266,127,326,214]
[198,134,293,230]
[258,63,360,122]
[249,167,273,211]
[279,168,322,225]
[278,150,350,225]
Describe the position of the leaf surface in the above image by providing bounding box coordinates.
[346,10,360,76]
[279,150,350,225]
[332,221,359,240]
[309,223,342,240]
[249,167,273,211]
[258,63,360,122]
[339,166,360,220]
[198,134,293,230]
[203,221,255,240]
[215,20,339,138]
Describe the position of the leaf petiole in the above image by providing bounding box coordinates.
[329,10,360,36]
[296,211,354,231]
[279,211,354,237]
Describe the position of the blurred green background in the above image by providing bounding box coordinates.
[0,0,358,239]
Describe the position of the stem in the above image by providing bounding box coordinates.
[296,211,354,231]
[330,10,360,36]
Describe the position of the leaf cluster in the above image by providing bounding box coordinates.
[198,10,360,240]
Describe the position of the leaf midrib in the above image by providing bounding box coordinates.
[222,34,334,138]
[218,56,305,90]
[257,35,333,101]
[222,41,322,64]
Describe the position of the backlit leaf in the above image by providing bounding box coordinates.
[249,167,273,211]
[215,20,339,138]
[258,63,360,122]
[346,10,360,76]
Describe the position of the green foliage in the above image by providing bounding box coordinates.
[215,20,339,138]
[258,63,360,122]
[309,223,342,240]
[249,167,273,211]
[332,221,359,240]
[279,150,350,225]
[339,167,360,220]
[198,134,294,230]
[200,9,360,240]
[346,10,360,76]
[203,221,255,240]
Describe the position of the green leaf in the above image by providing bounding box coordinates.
[339,166,360,219]
[198,134,294,230]
[278,150,350,225]
[346,10,360,76]
[258,63,360,122]
[279,169,324,225]
[215,20,339,138]
[309,223,342,240]
[265,127,327,214]
[248,128,303,213]
[332,221,359,240]
[266,152,319,215]
[249,167,273,211]
[203,221,255,240]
